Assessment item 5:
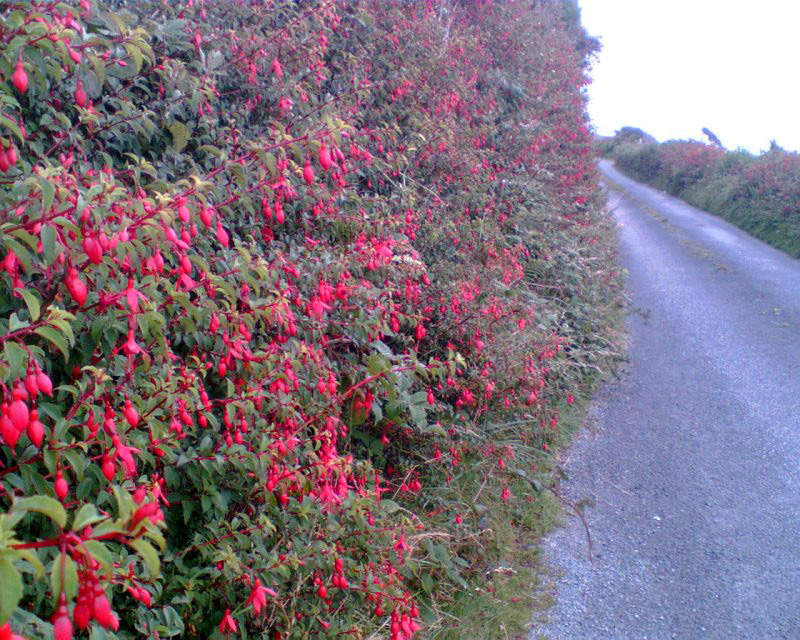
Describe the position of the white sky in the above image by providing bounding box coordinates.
[578,0,800,153]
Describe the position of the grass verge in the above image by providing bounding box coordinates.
[432,371,623,639]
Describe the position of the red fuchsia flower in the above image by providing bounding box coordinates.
[65,268,88,306]
[317,482,340,509]
[83,235,103,264]
[115,442,139,478]
[131,501,162,525]
[8,391,28,432]
[52,595,73,640]
[128,585,152,607]
[246,579,276,615]
[319,143,333,170]
[12,57,28,94]
[308,296,331,320]
[123,329,141,355]
[303,160,315,185]
[74,79,87,108]
[393,532,411,562]
[27,410,44,447]
[92,585,119,630]
[278,96,292,115]
[124,278,146,312]
[54,470,68,501]
[220,608,237,635]
[216,223,229,247]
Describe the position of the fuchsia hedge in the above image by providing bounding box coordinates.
[0,1,615,638]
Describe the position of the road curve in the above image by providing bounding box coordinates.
[532,159,800,639]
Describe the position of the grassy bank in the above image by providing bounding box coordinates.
[433,370,623,640]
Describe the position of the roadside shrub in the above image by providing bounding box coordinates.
[0,1,617,638]
[612,142,664,185]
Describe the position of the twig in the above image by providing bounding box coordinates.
[600,476,634,497]
[568,500,593,562]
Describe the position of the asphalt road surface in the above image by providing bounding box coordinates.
[532,160,800,639]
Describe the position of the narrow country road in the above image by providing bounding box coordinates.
[533,159,800,639]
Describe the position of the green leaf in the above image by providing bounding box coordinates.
[50,215,80,235]
[49,553,78,604]
[124,41,144,73]
[229,162,247,187]
[112,485,133,522]
[198,145,223,158]
[89,53,106,86]
[9,229,38,252]
[445,566,469,588]
[367,354,389,375]
[0,115,24,143]
[37,176,55,215]
[378,499,402,514]
[0,558,23,624]
[82,540,113,578]
[13,548,45,578]
[18,289,41,321]
[372,340,394,357]
[34,326,69,361]
[48,310,75,344]
[62,448,86,483]
[9,607,54,636]
[0,511,26,532]
[72,504,106,531]
[433,543,453,568]
[128,538,160,578]
[265,152,277,178]
[410,390,429,405]
[145,528,166,552]
[12,495,67,528]
[7,313,27,333]
[169,122,189,152]
[41,225,58,265]
[3,343,27,379]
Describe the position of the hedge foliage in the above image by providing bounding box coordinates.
[0,1,619,638]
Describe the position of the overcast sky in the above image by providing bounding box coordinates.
[578,0,800,153]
